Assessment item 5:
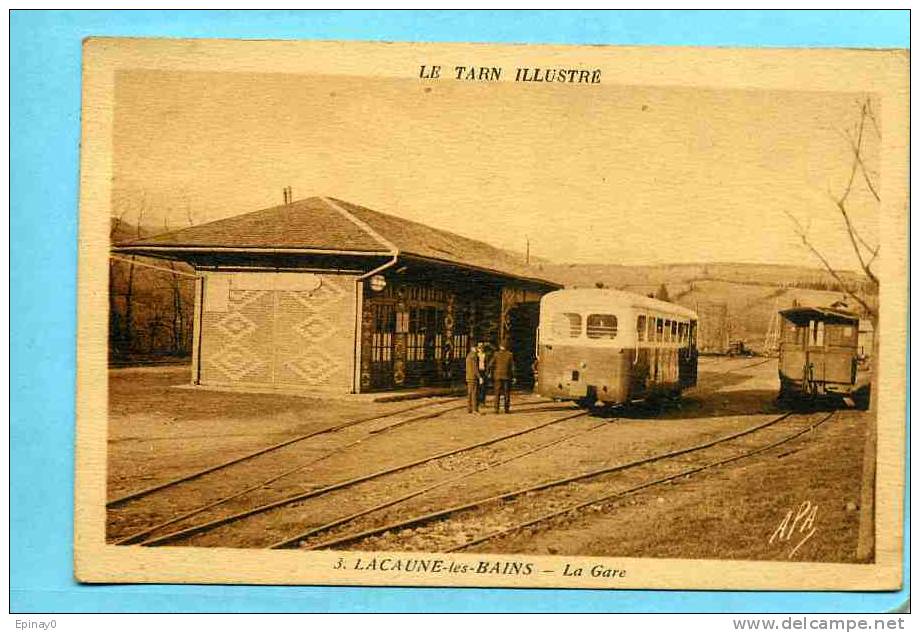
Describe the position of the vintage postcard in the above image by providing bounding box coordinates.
[74,38,907,590]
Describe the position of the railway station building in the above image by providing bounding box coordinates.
[116,196,561,394]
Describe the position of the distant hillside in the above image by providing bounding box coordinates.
[110,217,876,356]
[534,262,875,353]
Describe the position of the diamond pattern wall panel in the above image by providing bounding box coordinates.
[199,274,356,391]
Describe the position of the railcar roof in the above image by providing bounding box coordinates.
[541,289,698,320]
[780,305,860,323]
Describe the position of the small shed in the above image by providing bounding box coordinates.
[115,196,560,393]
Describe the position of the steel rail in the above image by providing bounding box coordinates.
[303,410,801,551]
[269,415,608,549]
[106,397,462,507]
[138,409,589,546]
[449,410,835,551]
[112,400,468,545]
[736,357,774,370]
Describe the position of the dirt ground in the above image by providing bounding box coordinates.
[106,357,872,562]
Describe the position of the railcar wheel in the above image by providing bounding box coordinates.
[853,387,870,411]
[777,379,798,408]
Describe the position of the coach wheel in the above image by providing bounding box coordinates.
[853,387,870,411]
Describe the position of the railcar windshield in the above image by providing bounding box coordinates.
[782,318,805,345]
[586,314,618,339]
[826,323,857,347]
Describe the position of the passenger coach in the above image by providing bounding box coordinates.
[777,305,870,409]
[535,289,699,407]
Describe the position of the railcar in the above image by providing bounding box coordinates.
[535,289,699,407]
[777,305,871,409]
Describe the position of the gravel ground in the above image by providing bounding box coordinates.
[106,358,873,562]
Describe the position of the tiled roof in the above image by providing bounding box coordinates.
[118,196,558,286]
[122,197,388,253]
[327,198,545,282]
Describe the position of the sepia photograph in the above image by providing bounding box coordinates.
[73,38,907,590]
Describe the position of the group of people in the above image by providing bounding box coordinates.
[465,342,515,414]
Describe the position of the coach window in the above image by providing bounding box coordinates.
[827,323,855,346]
[553,312,582,338]
[808,319,825,348]
[677,322,685,344]
[637,315,647,342]
[587,314,618,339]
[655,318,664,342]
[670,320,678,342]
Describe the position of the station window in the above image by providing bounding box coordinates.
[552,312,582,338]
[637,315,647,342]
[587,314,618,339]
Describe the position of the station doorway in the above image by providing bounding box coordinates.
[507,302,540,388]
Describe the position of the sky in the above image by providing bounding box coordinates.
[112,69,879,271]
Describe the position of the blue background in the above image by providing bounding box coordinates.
[10,9,910,613]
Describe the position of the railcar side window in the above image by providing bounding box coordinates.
[678,322,686,344]
[637,315,647,342]
[552,312,582,338]
[671,320,678,341]
[587,314,618,339]
[656,318,664,342]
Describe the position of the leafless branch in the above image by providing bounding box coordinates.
[864,98,882,139]
[783,209,876,318]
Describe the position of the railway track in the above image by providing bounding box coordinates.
[281,409,834,553]
[735,357,775,370]
[108,396,469,542]
[108,397,464,507]
[114,400,594,547]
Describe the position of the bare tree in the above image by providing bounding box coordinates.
[162,201,196,355]
[122,196,147,350]
[784,97,880,563]
[110,189,151,353]
[784,97,880,320]
[109,208,127,349]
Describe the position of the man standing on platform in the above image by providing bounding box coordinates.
[465,344,481,414]
[491,343,515,414]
